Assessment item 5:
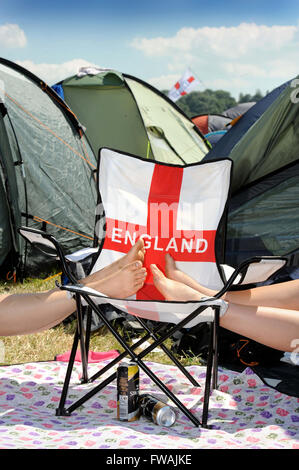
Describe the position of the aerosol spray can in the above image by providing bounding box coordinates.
[117,360,140,422]
[139,394,176,427]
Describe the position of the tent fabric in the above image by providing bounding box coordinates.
[205,130,227,146]
[191,114,209,134]
[51,83,64,100]
[222,102,255,120]
[217,80,299,193]
[226,161,299,266]
[0,58,98,275]
[0,106,22,268]
[205,81,291,160]
[60,71,152,162]
[0,177,12,267]
[192,102,255,136]
[192,114,231,134]
[126,77,208,164]
[203,78,299,269]
[55,70,209,166]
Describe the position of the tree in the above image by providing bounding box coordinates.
[163,88,264,118]
[238,89,263,103]
[164,89,237,118]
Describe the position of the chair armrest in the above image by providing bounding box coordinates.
[65,247,99,279]
[218,256,288,297]
[65,247,98,262]
[18,226,58,258]
[236,257,287,285]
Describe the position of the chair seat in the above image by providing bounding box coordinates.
[63,283,228,328]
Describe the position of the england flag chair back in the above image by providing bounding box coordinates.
[91,148,232,301]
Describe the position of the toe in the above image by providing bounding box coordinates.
[136,269,147,279]
[135,280,145,290]
[128,260,142,270]
[150,264,164,281]
[165,253,177,277]
[136,238,144,251]
[165,253,175,267]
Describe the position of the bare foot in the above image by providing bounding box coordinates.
[92,261,147,298]
[118,238,145,269]
[90,239,145,281]
[164,253,186,282]
[164,253,215,297]
[150,264,202,301]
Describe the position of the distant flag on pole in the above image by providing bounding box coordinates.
[168,68,201,102]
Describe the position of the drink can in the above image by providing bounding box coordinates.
[117,360,140,422]
[139,394,176,427]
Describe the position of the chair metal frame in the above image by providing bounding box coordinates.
[18,226,289,427]
[18,226,226,427]
[17,150,291,427]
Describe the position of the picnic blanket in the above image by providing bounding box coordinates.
[0,360,298,449]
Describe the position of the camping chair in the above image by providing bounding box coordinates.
[18,148,289,428]
[19,224,227,427]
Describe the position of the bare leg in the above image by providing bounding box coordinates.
[0,261,147,336]
[220,303,299,352]
[165,253,299,310]
[0,290,80,336]
[151,264,299,352]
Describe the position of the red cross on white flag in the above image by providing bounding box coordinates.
[168,68,201,102]
[93,149,232,305]
[103,164,216,300]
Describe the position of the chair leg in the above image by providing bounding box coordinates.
[56,327,80,416]
[133,356,201,427]
[84,305,92,360]
[87,322,166,383]
[201,321,214,428]
[65,354,202,426]
[60,306,203,425]
[136,317,201,387]
[57,297,211,426]
[57,322,168,415]
[212,308,220,390]
[75,294,88,383]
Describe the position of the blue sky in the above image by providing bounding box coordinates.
[1,0,299,98]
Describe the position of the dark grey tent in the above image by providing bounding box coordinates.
[180,81,299,398]
[0,58,97,277]
[203,79,299,275]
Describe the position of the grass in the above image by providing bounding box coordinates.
[0,273,204,367]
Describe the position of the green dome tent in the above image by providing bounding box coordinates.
[0,58,97,277]
[53,67,209,164]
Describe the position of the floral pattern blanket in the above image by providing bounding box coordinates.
[0,360,298,449]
